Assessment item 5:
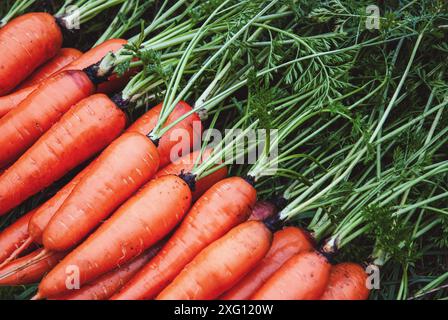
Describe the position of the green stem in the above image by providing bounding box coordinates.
[0,0,35,26]
[151,0,280,139]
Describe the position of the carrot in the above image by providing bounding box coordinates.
[112,177,255,300]
[0,165,91,267]
[0,13,62,95]
[0,166,89,268]
[96,68,137,95]
[248,200,277,221]
[0,93,127,216]
[61,38,128,94]
[221,227,314,300]
[49,244,163,300]
[0,165,92,273]
[251,251,331,300]
[28,164,92,244]
[0,70,96,168]
[42,101,202,251]
[0,39,127,118]
[35,174,192,298]
[320,263,370,300]
[42,131,160,251]
[0,249,66,286]
[0,208,37,266]
[154,148,228,201]
[0,86,35,118]
[156,221,272,300]
[17,48,83,89]
[127,101,202,167]
[62,39,126,72]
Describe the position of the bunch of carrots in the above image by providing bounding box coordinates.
[0,0,447,300]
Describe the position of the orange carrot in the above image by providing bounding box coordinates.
[248,201,277,221]
[96,68,137,95]
[0,249,66,285]
[251,251,331,300]
[0,93,126,215]
[0,165,91,268]
[221,227,314,300]
[156,221,272,300]
[62,39,126,72]
[0,70,95,168]
[0,13,62,95]
[0,86,35,118]
[154,148,228,201]
[112,177,255,300]
[61,38,128,94]
[0,164,92,269]
[35,175,192,298]
[28,164,92,244]
[42,132,160,251]
[49,244,163,300]
[17,48,83,89]
[127,101,202,167]
[0,208,37,266]
[320,263,369,300]
[0,39,127,118]
[42,102,202,251]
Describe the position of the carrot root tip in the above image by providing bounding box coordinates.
[0,236,33,268]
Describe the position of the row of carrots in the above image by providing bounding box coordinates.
[0,12,369,300]
[1,189,370,300]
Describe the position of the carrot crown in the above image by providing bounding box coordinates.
[178,171,197,192]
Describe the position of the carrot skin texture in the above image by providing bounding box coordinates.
[43,132,160,251]
[0,13,62,95]
[0,86,35,118]
[0,70,95,168]
[28,164,91,244]
[1,47,83,118]
[0,93,126,215]
[248,201,277,221]
[42,99,200,251]
[157,221,272,300]
[127,101,203,167]
[37,175,192,298]
[154,148,228,201]
[17,48,83,89]
[0,249,66,285]
[0,208,37,264]
[252,251,331,300]
[62,39,127,72]
[0,39,127,118]
[49,245,162,300]
[112,177,255,300]
[320,263,369,300]
[221,227,314,300]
